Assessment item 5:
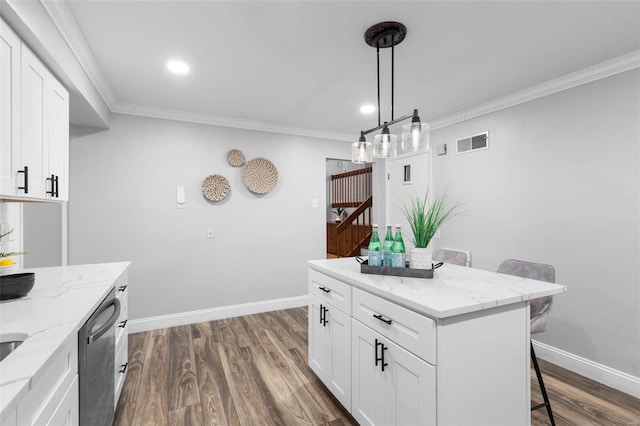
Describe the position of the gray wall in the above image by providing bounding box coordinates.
[23,203,63,268]
[68,113,350,320]
[431,69,640,376]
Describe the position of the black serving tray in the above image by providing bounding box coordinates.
[356,258,442,279]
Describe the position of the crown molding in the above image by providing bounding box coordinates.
[430,50,640,130]
[113,103,354,142]
[40,0,117,109]
[39,2,640,139]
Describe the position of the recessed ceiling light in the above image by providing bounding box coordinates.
[360,104,376,114]
[166,60,190,75]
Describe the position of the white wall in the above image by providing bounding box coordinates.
[68,113,350,321]
[431,69,640,377]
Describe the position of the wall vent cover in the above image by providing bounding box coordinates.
[456,131,488,154]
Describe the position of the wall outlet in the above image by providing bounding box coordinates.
[207,228,214,239]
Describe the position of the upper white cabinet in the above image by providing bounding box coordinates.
[0,19,21,196]
[0,18,69,202]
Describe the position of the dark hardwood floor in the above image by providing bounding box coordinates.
[115,307,640,426]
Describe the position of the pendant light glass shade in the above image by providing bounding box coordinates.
[373,125,397,158]
[352,133,372,163]
[401,122,429,152]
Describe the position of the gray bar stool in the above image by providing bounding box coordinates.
[497,259,556,425]
[433,248,469,267]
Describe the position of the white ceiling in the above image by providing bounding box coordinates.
[63,0,640,139]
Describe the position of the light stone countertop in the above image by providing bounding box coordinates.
[0,262,130,418]
[308,257,566,319]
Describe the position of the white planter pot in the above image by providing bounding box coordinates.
[410,246,433,270]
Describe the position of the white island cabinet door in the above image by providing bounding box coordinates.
[308,296,328,378]
[383,337,436,426]
[351,319,385,426]
[325,303,351,411]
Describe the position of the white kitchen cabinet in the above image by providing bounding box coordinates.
[0,17,69,201]
[15,335,78,425]
[308,269,352,411]
[114,274,129,404]
[351,318,436,426]
[0,19,21,196]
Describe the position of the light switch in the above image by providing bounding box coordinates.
[312,198,318,208]
[207,228,214,239]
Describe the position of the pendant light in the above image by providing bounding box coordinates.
[351,22,429,164]
[352,132,373,164]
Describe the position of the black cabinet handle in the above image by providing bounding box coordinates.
[318,286,331,294]
[119,319,128,328]
[54,175,59,198]
[374,338,388,371]
[17,166,28,194]
[319,305,328,327]
[118,285,128,292]
[46,174,55,196]
[119,363,128,374]
[373,313,392,325]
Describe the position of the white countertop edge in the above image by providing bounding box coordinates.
[308,258,567,319]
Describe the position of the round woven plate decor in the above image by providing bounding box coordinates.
[202,174,230,201]
[226,149,245,167]
[243,158,278,194]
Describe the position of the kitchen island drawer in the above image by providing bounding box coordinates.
[352,287,436,364]
[309,269,351,314]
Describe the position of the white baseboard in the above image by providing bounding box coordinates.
[129,295,309,334]
[532,340,640,398]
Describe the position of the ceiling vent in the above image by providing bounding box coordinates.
[456,131,488,154]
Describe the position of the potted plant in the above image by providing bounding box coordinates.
[401,191,461,269]
[333,208,346,223]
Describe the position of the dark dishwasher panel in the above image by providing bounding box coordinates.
[78,288,121,426]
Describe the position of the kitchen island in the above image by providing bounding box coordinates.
[308,257,566,426]
[0,262,130,425]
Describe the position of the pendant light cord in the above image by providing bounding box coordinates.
[391,38,394,121]
[377,44,381,126]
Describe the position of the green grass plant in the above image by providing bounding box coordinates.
[401,192,461,248]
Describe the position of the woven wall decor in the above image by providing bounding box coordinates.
[226,149,246,167]
[202,174,230,201]
[243,158,278,194]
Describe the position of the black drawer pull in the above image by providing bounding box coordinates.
[373,313,392,325]
[118,285,128,292]
[17,166,28,194]
[318,286,331,293]
[54,175,59,198]
[46,174,55,196]
[119,319,128,328]
[119,363,128,374]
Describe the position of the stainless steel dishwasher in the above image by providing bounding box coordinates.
[78,288,121,426]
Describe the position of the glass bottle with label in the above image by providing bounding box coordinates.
[368,224,383,266]
[390,225,406,268]
[382,224,394,266]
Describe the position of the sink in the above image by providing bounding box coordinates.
[0,332,28,362]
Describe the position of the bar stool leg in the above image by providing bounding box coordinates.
[531,341,555,426]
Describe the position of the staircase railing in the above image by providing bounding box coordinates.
[332,196,373,257]
[331,166,372,208]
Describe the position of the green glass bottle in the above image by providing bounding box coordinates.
[390,225,406,268]
[368,224,382,266]
[382,224,394,266]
